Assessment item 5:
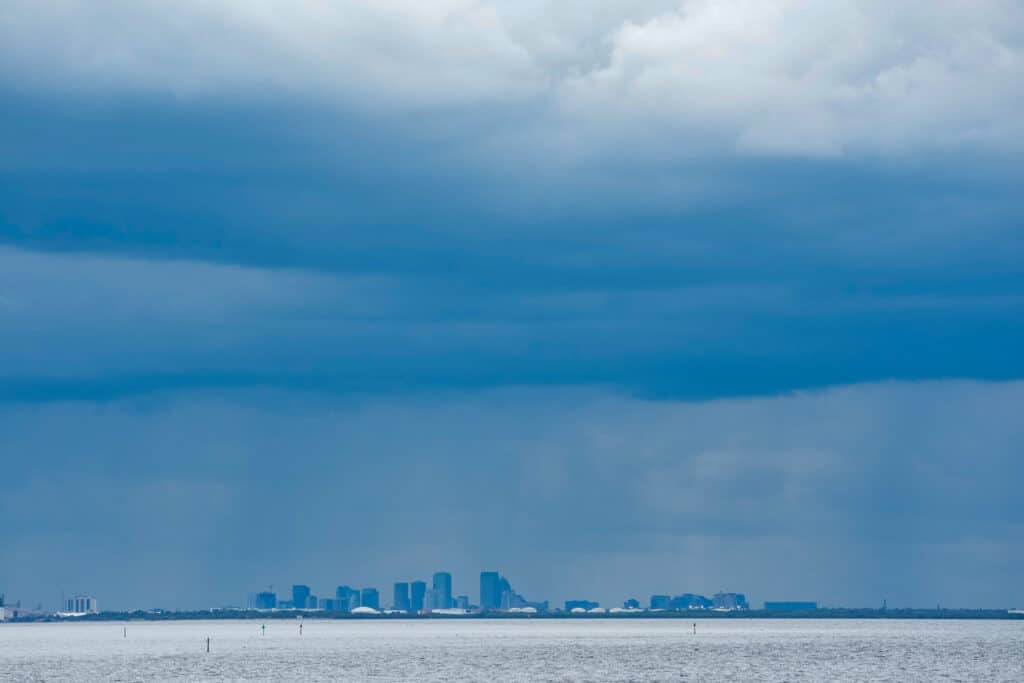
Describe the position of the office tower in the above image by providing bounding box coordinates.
[455,595,470,610]
[432,572,453,610]
[336,586,356,613]
[393,582,411,612]
[410,581,426,612]
[361,588,380,610]
[480,571,500,610]
[254,591,277,610]
[497,576,512,609]
[292,585,310,609]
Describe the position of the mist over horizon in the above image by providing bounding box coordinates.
[2,1,1023,614]
[4,379,1022,611]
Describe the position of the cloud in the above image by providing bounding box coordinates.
[2,1,1022,160]
[1,380,1021,609]
[0,0,544,107]
[0,246,401,381]
[3,245,1022,400]
[556,0,1024,157]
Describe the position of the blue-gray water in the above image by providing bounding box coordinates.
[1,618,1021,681]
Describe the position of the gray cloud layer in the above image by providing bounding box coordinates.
[2,245,1021,400]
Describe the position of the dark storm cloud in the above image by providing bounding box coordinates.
[0,91,1021,400]
[2,242,1022,401]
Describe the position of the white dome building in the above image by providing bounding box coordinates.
[351,606,379,615]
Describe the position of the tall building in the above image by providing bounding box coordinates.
[361,588,380,610]
[497,576,512,609]
[432,572,453,610]
[292,585,310,609]
[480,571,501,610]
[64,595,99,614]
[478,571,532,611]
[336,586,357,613]
[410,581,426,612]
[455,595,470,610]
[254,591,277,610]
[393,582,411,612]
[407,581,423,614]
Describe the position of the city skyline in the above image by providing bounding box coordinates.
[2,571,789,615]
[18,564,1017,617]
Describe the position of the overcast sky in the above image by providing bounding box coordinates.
[1,0,1022,610]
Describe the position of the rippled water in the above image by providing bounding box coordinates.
[1,618,1021,681]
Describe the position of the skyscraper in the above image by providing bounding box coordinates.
[254,591,277,610]
[292,585,310,609]
[361,588,380,610]
[393,582,410,612]
[335,585,358,612]
[432,572,453,610]
[410,581,426,612]
[480,571,500,610]
[497,576,511,609]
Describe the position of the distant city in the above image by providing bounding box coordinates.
[0,574,797,621]
[3,583,1022,622]
[245,571,769,616]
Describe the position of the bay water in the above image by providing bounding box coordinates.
[1,618,1021,681]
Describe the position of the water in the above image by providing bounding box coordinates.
[1,618,1021,681]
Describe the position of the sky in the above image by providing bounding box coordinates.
[1,0,1022,611]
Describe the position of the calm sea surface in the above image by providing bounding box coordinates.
[1,618,1021,681]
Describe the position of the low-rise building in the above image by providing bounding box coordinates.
[650,595,671,610]
[64,595,99,614]
[712,593,748,610]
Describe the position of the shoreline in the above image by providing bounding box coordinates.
[5,608,1022,623]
